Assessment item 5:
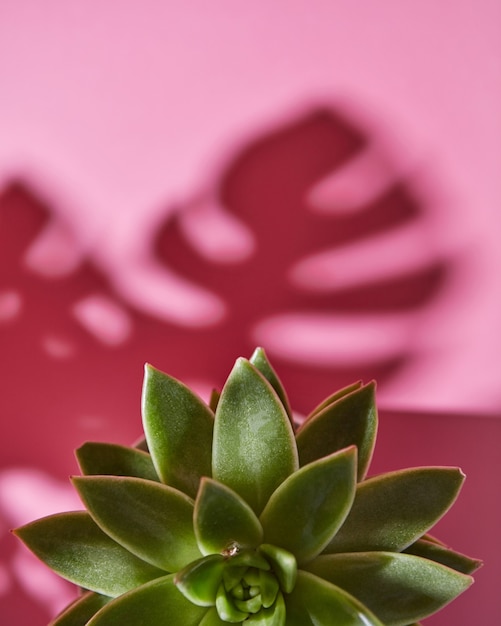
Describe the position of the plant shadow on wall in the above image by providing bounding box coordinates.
[0,106,450,622]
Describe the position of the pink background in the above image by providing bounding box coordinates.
[1,1,500,624]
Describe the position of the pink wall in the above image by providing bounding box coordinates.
[1,0,500,411]
[0,2,500,623]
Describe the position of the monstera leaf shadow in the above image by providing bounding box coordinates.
[153,107,449,408]
[0,105,452,623]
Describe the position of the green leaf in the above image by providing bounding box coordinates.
[87,574,208,626]
[250,347,293,423]
[209,389,221,412]
[73,476,200,572]
[142,364,214,497]
[258,570,280,607]
[212,358,298,515]
[305,552,473,626]
[216,582,249,622]
[194,478,263,555]
[49,591,110,626]
[247,592,286,625]
[260,447,357,564]
[259,544,297,594]
[307,381,363,418]
[325,467,465,553]
[76,442,159,482]
[284,570,384,626]
[296,382,377,480]
[175,554,226,606]
[14,512,164,597]
[198,607,229,626]
[404,538,482,575]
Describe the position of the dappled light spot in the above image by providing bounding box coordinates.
[0,469,82,526]
[41,335,75,359]
[178,195,256,263]
[73,294,132,346]
[24,219,83,278]
[253,312,414,366]
[12,547,77,617]
[0,290,22,323]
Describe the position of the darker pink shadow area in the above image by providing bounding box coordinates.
[0,107,496,624]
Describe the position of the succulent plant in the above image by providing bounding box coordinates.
[14,348,480,626]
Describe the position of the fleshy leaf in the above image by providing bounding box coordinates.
[73,476,200,572]
[307,381,363,418]
[260,447,357,564]
[247,592,286,625]
[404,538,482,575]
[258,570,280,607]
[296,382,376,480]
[259,544,297,593]
[142,363,214,497]
[13,511,164,597]
[284,570,384,626]
[49,591,110,626]
[175,554,225,606]
[250,347,293,423]
[87,574,207,626]
[209,389,221,412]
[194,477,263,555]
[305,552,473,625]
[76,442,159,482]
[212,358,298,515]
[216,582,249,622]
[198,607,229,626]
[325,467,465,553]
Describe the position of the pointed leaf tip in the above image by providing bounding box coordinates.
[73,476,200,572]
[142,363,214,497]
[194,478,263,555]
[212,358,298,515]
[14,511,164,597]
[325,467,466,554]
[260,446,357,564]
[250,347,293,423]
[297,381,377,480]
[306,552,473,625]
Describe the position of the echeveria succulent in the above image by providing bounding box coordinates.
[14,348,480,626]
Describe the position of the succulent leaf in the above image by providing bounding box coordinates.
[142,363,214,498]
[216,583,249,622]
[86,574,207,626]
[258,544,297,594]
[250,347,293,423]
[284,570,384,626]
[49,591,110,626]
[175,554,226,606]
[307,381,363,418]
[404,538,482,575]
[305,552,473,626]
[13,512,164,597]
[212,358,298,515]
[76,442,159,482]
[194,477,263,556]
[73,476,200,571]
[14,350,479,626]
[325,467,465,553]
[209,388,221,412]
[198,607,228,626]
[260,447,357,564]
[296,382,377,480]
[246,592,286,625]
[258,569,280,607]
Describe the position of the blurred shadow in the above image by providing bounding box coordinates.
[0,105,455,622]
[154,107,450,409]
